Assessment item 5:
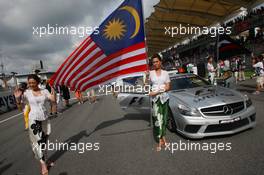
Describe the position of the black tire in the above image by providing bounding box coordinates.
[167,108,177,132]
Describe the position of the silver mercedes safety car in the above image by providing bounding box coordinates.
[117,73,256,139]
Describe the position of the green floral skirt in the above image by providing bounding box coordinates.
[152,98,169,141]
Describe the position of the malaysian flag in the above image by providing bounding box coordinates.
[50,0,147,91]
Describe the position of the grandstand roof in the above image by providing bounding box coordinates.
[145,0,258,56]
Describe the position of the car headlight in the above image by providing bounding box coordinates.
[178,104,199,117]
[244,95,252,108]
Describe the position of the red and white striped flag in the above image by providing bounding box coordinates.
[50,0,148,91]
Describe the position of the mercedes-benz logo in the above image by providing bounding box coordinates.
[223,105,233,115]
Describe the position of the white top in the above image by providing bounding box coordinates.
[149,70,170,104]
[207,63,215,73]
[253,62,264,76]
[224,60,230,70]
[192,66,198,75]
[23,89,51,121]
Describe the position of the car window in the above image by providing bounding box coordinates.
[119,76,148,94]
[170,75,209,90]
[123,76,144,86]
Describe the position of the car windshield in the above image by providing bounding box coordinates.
[170,75,210,91]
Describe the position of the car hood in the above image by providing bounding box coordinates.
[169,86,245,109]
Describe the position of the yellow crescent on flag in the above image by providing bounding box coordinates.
[119,6,140,39]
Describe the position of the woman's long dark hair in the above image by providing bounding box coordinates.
[27,74,41,84]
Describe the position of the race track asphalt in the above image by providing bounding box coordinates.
[0,79,263,175]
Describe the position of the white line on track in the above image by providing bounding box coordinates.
[0,94,109,125]
[0,112,23,124]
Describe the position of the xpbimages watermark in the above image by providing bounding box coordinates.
[33,140,100,154]
[32,24,100,37]
[160,140,232,154]
[98,84,166,95]
[164,24,232,38]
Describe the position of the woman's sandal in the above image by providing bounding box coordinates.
[156,142,163,152]
[160,140,165,146]
[47,161,55,168]
[163,141,168,147]
[41,167,48,175]
[42,171,48,175]
[156,145,162,152]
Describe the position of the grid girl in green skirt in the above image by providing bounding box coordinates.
[146,54,171,151]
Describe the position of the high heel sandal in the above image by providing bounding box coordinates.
[156,141,162,152]
[156,145,162,152]
[42,170,48,175]
[160,139,165,146]
[161,138,168,146]
[47,161,55,168]
[41,166,48,175]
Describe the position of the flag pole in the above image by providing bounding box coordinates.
[216,33,219,65]
[141,0,152,127]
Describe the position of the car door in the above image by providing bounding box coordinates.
[117,92,151,114]
[116,75,151,114]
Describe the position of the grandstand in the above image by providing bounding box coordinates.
[145,0,264,75]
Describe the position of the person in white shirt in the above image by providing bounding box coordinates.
[238,57,246,81]
[192,65,198,75]
[252,57,264,94]
[231,57,239,84]
[146,54,171,151]
[14,74,56,175]
[224,59,230,71]
[207,56,217,84]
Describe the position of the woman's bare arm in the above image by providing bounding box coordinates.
[14,88,23,111]
[48,88,56,102]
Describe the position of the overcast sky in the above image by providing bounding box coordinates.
[0,0,159,74]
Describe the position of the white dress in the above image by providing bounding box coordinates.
[23,89,52,161]
[149,70,171,104]
[207,63,215,84]
[24,89,51,121]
